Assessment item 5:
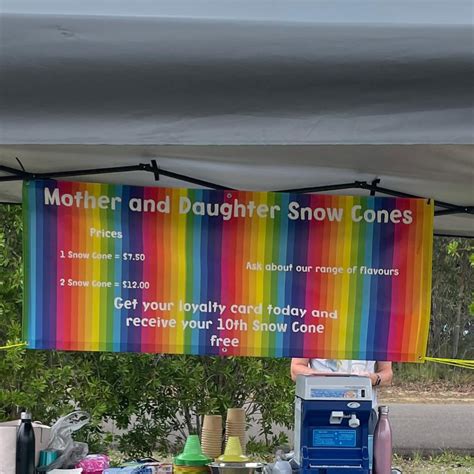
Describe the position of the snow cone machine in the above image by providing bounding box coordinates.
[294,375,374,474]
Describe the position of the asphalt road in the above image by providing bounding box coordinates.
[389,403,474,454]
[262,403,474,455]
[105,403,474,455]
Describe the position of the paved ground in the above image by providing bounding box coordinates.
[389,403,474,455]
[105,402,474,455]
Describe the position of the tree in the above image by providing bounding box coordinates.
[428,238,473,360]
[1,204,472,456]
[0,204,293,455]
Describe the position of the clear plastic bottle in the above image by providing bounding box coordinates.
[373,405,392,474]
[273,453,292,474]
[15,411,36,474]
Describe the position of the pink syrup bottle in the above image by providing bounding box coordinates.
[373,405,392,474]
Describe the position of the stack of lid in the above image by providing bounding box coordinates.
[174,435,212,474]
[201,415,223,460]
[225,408,246,454]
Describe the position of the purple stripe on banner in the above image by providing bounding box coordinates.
[199,198,209,354]
[35,182,45,347]
[120,185,130,352]
[374,197,395,359]
[367,197,381,360]
[208,190,223,354]
[292,193,310,357]
[283,193,296,357]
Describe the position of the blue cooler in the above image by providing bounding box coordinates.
[294,375,373,474]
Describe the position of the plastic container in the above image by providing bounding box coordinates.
[373,405,392,474]
[38,449,60,469]
[76,454,110,473]
[217,437,249,463]
[15,411,35,474]
[272,459,291,474]
[174,434,211,474]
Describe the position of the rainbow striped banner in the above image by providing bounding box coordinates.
[23,180,433,361]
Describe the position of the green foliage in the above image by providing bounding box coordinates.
[0,204,472,458]
[429,237,473,359]
[393,360,474,385]
[446,240,474,318]
[247,432,290,459]
[1,205,294,455]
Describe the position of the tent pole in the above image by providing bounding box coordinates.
[0,163,472,216]
[282,180,473,216]
[278,182,359,194]
[156,167,233,190]
[0,161,232,190]
[434,207,474,217]
[0,164,34,180]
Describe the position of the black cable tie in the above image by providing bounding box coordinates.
[150,160,160,181]
[15,157,26,172]
[370,178,380,196]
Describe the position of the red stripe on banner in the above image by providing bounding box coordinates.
[388,198,407,358]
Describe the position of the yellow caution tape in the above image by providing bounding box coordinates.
[424,357,474,369]
[0,342,28,350]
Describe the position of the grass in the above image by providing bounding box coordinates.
[393,452,474,473]
[393,362,474,387]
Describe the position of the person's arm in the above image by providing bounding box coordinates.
[290,358,342,381]
[374,361,393,386]
[360,361,393,387]
[290,358,318,381]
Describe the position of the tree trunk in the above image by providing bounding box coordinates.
[452,274,465,359]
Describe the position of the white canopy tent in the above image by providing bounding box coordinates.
[0,1,473,235]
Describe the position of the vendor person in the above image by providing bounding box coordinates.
[290,358,393,404]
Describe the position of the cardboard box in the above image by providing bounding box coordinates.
[0,420,51,474]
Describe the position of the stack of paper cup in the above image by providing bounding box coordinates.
[201,415,223,459]
[225,408,246,454]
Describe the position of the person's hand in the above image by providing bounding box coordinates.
[355,371,378,386]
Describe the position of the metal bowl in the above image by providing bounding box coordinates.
[209,462,265,474]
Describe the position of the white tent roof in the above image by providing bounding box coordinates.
[0,1,472,235]
[1,0,473,144]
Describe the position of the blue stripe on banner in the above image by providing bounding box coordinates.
[359,198,374,358]
[113,184,123,352]
[36,182,45,348]
[193,190,202,354]
[28,184,37,347]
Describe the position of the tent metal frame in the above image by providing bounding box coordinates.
[1,160,473,226]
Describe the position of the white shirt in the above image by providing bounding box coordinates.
[309,359,378,405]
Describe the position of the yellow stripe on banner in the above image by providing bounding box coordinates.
[91,185,102,351]
[0,342,28,350]
[248,191,259,356]
[255,191,267,357]
[174,188,187,352]
[339,196,353,356]
[423,357,474,369]
[417,199,434,361]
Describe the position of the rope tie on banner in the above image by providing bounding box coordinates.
[424,357,474,369]
[0,342,28,350]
